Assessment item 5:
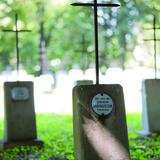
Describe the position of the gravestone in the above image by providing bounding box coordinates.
[76,80,93,86]
[140,15,160,135]
[71,1,130,159]
[0,13,43,149]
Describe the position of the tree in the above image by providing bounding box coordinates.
[0,0,160,75]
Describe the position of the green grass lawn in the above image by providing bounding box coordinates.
[127,113,160,160]
[0,113,159,159]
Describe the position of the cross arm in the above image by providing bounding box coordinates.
[144,27,160,30]
[2,29,31,32]
[2,29,15,32]
[18,30,31,32]
[71,3,120,7]
[144,39,160,41]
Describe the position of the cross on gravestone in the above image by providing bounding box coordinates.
[2,13,31,80]
[139,15,160,136]
[0,13,43,149]
[71,1,120,84]
[144,15,160,79]
[75,34,93,86]
[80,34,88,73]
[74,34,89,72]
[72,1,130,159]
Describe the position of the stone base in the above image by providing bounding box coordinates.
[137,130,151,138]
[75,80,93,86]
[0,138,43,150]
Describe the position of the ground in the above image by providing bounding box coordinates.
[0,113,159,159]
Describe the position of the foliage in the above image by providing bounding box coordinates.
[0,113,159,159]
[0,0,94,74]
[127,113,160,159]
[0,114,74,160]
[0,0,160,74]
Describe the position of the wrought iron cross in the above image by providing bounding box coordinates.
[144,15,160,79]
[3,13,31,80]
[71,0,120,84]
[80,34,88,73]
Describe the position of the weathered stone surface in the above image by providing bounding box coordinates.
[75,80,93,86]
[141,79,160,133]
[73,84,130,160]
[0,81,43,149]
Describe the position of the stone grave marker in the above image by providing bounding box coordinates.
[0,13,43,149]
[71,1,130,159]
[140,15,160,135]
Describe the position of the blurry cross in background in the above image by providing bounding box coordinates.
[144,15,160,79]
[71,0,120,84]
[2,13,31,80]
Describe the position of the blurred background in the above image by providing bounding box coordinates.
[0,0,160,116]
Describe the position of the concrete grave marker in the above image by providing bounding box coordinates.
[0,13,43,149]
[71,1,130,159]
[140,15,160,135]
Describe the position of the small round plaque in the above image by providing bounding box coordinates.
[91,93,113,117]
[11,87,29,101]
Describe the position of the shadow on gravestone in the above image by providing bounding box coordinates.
[73,85,130,160]
[71,1,130,160]
[0,13,43,149]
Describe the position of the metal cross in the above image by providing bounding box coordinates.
[80,34,88,73]
[3,13,31,80]
[144,15,160,79]
[71,0,120,84]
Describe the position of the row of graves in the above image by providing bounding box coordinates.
[0,0,160,159]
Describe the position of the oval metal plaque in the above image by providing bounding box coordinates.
[91,93,113,117]
[11,87,29,101]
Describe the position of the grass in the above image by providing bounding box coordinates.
[0,113,159,159]
[127,113,160,160]
[0,114,74,160]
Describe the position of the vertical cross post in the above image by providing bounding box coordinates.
[144,15,160,79]
[71,1,120,84]
[80,34,88,72]
[3,13,31,80]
